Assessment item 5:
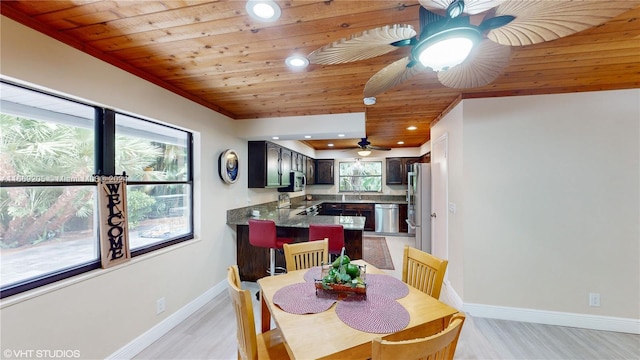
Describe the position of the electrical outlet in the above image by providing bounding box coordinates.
[156,297,166,314]
[448,202,457,214]
[589,292,600,307]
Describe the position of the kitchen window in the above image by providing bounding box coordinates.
[338,161,382,193]
[0,80,193,298]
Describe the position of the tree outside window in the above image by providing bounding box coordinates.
[339,161,382,192]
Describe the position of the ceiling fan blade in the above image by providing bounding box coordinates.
[419,0,505,15]
[363,57,426,97]
[307,25,416,65]
[369,145,392,151]
[437,39,511,88]
[488,0,640,46]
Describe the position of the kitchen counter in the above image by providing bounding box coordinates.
[227,205,366,230]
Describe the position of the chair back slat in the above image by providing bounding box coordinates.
[401,246,448,299]
[227,265,258,360]
[372,313,465,360]
[284,239,329,272]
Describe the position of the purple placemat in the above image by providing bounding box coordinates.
[273,282,337,314]
[366,274,410,299]
[303,266,322,282]
[335,294,410,334]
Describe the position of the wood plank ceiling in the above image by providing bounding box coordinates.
[1,1,639,151]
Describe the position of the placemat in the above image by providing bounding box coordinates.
[303,266,322,282]
[335,294,410,334]
[273,282,337,314]
[365,274,410,299]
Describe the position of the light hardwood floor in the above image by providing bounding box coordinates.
[134,235,640,360]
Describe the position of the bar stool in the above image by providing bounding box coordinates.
[309,223,345,260]
[248,219,293,276]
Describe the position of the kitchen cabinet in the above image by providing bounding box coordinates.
[280,148,292,186]
[343,203,375,231]
[315,159,335,184]
[321,203,342,216]
[306,156,315,185]
[319,203,375,231]
[399,203,408,233]
[248,141,293,188]
[386,157,420,185]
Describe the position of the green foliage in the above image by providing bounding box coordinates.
[338,161,382,192]
[126,190,156,229]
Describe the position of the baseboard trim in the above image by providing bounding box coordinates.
[464,302,640,334]
[442,280,464,310]
[106,280,227,360]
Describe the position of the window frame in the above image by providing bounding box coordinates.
[0,80,194,298]
[338,160,383,193]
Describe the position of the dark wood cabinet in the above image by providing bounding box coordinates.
[319,203,375,231]
[386,157,421,185]
[343,203,375,231]
[306,156,315,185]
[321,203,342,216]
[248,141,294,188]
[399,203,408,233]
[315,159,335,184]
[280,148,292,186]
[386,158,403,184]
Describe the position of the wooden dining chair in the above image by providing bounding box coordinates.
[283,239,329,272]
[371,313,466,360]
[227,266,290,360]
[401,245,448,299]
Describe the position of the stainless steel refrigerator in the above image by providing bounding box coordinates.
[406,163,431,252]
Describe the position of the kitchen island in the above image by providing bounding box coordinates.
[227,205,365,281]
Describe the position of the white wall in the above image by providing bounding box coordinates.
[434,89,640,323]
[0,16,279,358]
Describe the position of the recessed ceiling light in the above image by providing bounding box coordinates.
[285,55,309,68]
[246,0,281,22]
[407,126,417,131]
[272,136,279,140]
[304,135,311,139]
[397,141,405,145]
[363,97,376,106]
[337,134,345,137]
[328,143,334,147]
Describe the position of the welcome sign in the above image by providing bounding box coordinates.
[96,174,131,268]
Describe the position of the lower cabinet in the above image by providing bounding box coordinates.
[343,203,375,231]
[320,203,375,231]
[399,203,408,233]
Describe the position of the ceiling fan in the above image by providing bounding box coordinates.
[308,0,638,97]
[347,137,391,157]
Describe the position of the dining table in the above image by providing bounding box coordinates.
[257,260,460,359]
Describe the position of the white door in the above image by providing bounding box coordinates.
[431,134,448,261]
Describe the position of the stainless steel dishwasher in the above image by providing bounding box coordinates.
[375,204,399,233]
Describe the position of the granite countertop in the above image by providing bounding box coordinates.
[227,206,366,230]
[226,194,407,231]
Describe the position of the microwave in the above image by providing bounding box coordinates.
[278,171,306,192]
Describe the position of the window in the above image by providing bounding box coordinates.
[0,80,193,298]
[338,161,382,192]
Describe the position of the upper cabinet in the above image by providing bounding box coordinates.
[306,156,315,185]
[315,159,335,185]
[248,141,296,188]
[248,141,313,188]
[386,157,421,185]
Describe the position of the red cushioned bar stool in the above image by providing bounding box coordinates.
[248,219,293,276]
[308,223,345,261]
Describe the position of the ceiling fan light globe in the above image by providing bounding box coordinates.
[413,26,481,72]
[357,150,372,157]
[419,37,473,71]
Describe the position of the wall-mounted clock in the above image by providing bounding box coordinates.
[219,149,239,184]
